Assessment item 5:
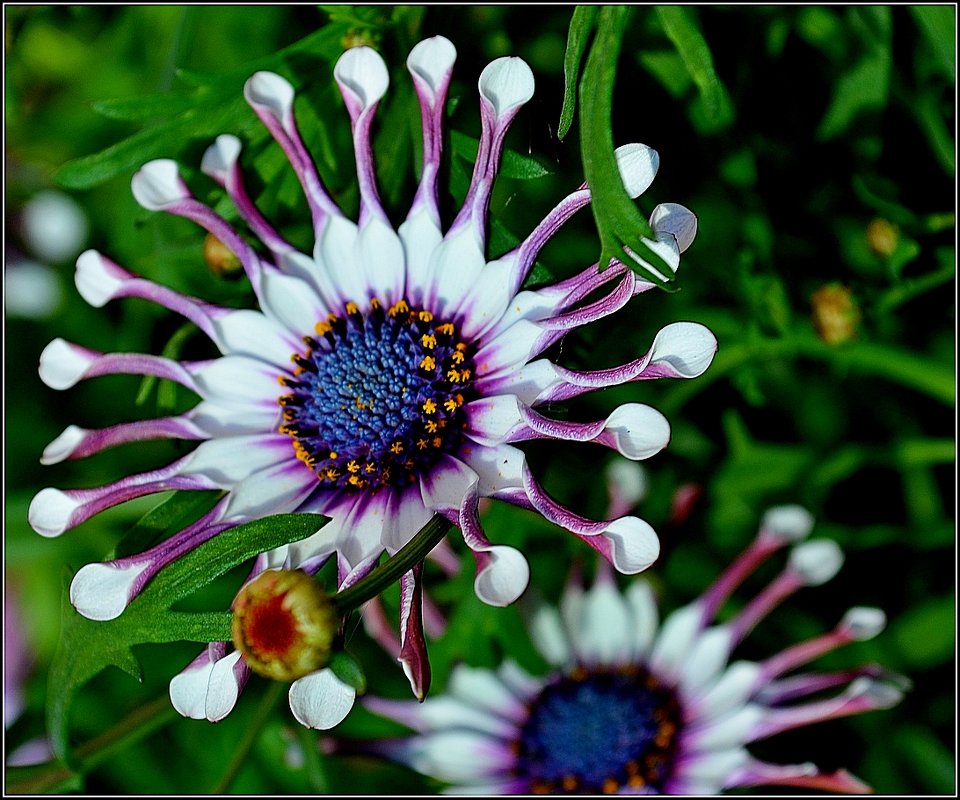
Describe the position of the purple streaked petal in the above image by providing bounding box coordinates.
[519,462,660,575]
[448,56,534,247]
[288,668,356,729]
[364,692,518,739]
[724,759,873,794]
[398,563,430,701]
[748,677,905,742]
[244,71,341,230]
[74,250,225,339]
[755,665,894,704]
[201,134,295,259]
[405,36,456,228]
[370,730,517,783]
[468,396,671,462]
[69,497,231,619]
[381,486,433,554]
[132,160,274,295]
[532,321,719,403]
[753,607,887,687]
[334,46,389,226]
[29,456,221,538]
[218,453,322,522]
[41,417,208,465]
[359,596,401,658]
[420,455,530,607]
[38,338,201,392]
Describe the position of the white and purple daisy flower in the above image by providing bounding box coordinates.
[28,37,716,727]
[360,506,907,794]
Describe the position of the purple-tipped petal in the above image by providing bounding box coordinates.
[478,56,535,119]
[398,564,430,701]
[41,417,208,465]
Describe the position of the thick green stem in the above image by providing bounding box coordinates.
[333,514,453,614]
[210,682,285,793]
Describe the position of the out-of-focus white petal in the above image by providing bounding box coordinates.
[650,202,698,253]
[789,540,844,586]
[288,668,357,730]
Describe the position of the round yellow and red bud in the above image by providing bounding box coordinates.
[866,218,899,259]
[203,233,242,277]
[231,569,337,682]
[811,283,861,346]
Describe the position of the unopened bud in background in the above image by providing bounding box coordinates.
[203,233,242,277]
[866,218,899,259]
[811,283,861,346]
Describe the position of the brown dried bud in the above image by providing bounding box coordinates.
[866,218,899,259]
[232,569,337,682]
[811,283,861,346]
[203,233,241,276]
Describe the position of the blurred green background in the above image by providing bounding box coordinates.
[5,5,955,794]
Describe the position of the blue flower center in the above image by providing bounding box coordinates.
[278,299,474,492]
[517,667,682,794]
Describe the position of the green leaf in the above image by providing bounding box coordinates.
[654,6,734,130]
[893,725,956,794]
[47,512,327,765]
[888,594,955,669]
[558,6,598,140]
[328,650,367,694]
[579,6,676,289]
[910,5,956,81]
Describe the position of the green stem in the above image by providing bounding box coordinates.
[333,514,453,614]
[210,681,285,794]
[7,696,177,794]
[297,724,330,793]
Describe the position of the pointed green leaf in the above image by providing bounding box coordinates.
[558,6,598,140]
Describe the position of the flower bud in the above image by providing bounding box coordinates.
[811,283,860,346]
[866,218,898,259]
[232,569,337,682]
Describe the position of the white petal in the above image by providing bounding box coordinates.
[402,731,514,782]
[578,574,633,666]
[693,660,761,721]
[334,46,389,109]
[315,215,365,305]
[191,355,284,407]
[674,747,751,787]
[288,668,357,729]
[244,71,295,120]
[605,459,649,512]
[685,705,764,752]
[615,143,660,199]
[183,435,288,485]
[210,309,301,366]
[205,651,245,722]
[840,607,886,640]
[357,215,405,305]
[624,579,659,659]
[604,403,671,460]
[201,134,242,182]
[169,651,217,720]
[647,321,718,379]
[478,57,534,118]
[475,545,530,607]
[448,664,527,722]
[407,36,457,95]
[412,696,518,738]
[69,561,148,620]
[760,505,814,542]
[678,626,733,695]
[528,605,572,667]
[221,458,319,521]
[28,487,82,538]
[650,202,698,252]
[601,517,661,574]
[41,425,86,465]
[131,159,190,210]
[624,232,680,281]
[398,205,442,301]
[258,270,326,337]
[465,395,524,445]
[75,250,125,307]
[649,602,703,681]
[428,223,487,317]
[789,540,843,586]
[38,338,94,390]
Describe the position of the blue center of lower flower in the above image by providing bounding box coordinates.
[517,667,682,794]
[278,299,474,492]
